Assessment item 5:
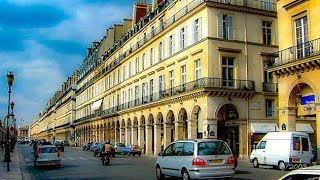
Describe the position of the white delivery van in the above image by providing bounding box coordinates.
[249,132,312,170]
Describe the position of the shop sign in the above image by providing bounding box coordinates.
[301,95,315,105]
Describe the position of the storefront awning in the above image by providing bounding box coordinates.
[251,123,279,133]
[91,99,103,111]
[296,123,314,133]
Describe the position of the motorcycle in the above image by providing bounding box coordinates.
[101,152,110,166]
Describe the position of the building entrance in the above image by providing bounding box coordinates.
[217,104,240,156]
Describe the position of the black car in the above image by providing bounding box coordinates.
[54,141,65,152]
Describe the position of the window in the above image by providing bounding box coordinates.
[151,26,155,37]
[150,79,154,101]
[163,144,174,156]
[301,137,309,151]
[159,18,164,31]
[128,88,132,107]
[169,70,174,95]
[257,141,266,149]
[222,57,234,87]
[195,60,201,80]
[168,35,174,57]
[118,69,121,83]
[193,18,201,42]
[143,32,147,44]
[295,16,308,59]
[198,141,231,155]
[159,75,163,97]
[266,99,274,117]
[264,62,273,83]
[113,72,116,87]
[293,137,300,151]
[170,11,175,24]
[150,48,154,66]
[183,142,194,156]
[128,62,132,78]
[142,53,146,70]
[262,0,272,11]
[217,14,233,40]
[179,27,186,50]
[134,86,139,105]
[221,0,232,3]
[135,57,139,74]
[181,65,186,91]
[123,65,126,80]
[158,41,163,61]
[263,21,272,45]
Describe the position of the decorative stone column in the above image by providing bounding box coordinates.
[120,127,125,144]
[163,123,172,148]
[175,121,184,140]
[187,119,197,139]
[154,123,162,155]
[131,126,138,145]
[126,127,131,145]
[138,126,145,154]
[145,125,153,156]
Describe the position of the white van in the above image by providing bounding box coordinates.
[249,132,312,170]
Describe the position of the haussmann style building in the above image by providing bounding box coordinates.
[30,0,282,159]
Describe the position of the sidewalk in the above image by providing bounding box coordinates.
[0,145,23,180]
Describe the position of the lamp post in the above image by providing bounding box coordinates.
[3,71,14,172]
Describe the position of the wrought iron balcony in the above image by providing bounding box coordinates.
[74,77,255,123]
[268,38,320,68]
[208,0,276,12]
[263,82,278,92]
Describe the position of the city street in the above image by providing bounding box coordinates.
[18,144,288,180]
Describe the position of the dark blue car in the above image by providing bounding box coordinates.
[123,145,142,156]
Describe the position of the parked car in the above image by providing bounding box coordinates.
[279,165,320,180]
[54,141,65,152]
[112,142,126,154]
[90,142,100,152]
[123,145,142,156]
[250,132,312,170]
[156,139,235,180]
[82,142,92,151]
[33,145,61,168]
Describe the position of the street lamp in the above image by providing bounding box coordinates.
[3,71,14,172]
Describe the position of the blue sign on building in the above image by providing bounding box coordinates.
[301,95,315,105]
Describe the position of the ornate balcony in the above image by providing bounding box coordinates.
[74,77,255,123]
[263,82,278,93]
[268,38,320,76]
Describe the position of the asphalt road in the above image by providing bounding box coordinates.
[19,144,287,180]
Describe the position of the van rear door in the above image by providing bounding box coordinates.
[291,136,311,164]
[300,137,311,164]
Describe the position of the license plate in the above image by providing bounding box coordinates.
[292,158,301,163]
[209,159,223,164]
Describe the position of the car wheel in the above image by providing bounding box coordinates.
[253,158,259,168]
[182,169,191,180]
[278,161,286,171]
[156,165,165,180]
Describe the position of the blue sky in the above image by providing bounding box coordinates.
[0,0,149,127]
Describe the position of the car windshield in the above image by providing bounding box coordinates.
[197,141,231,155]
[39,147,57,153]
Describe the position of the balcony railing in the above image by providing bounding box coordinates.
[269,38,320,67]
[74,77,255,123]
[262,82,278,92]
[208,0,277,11]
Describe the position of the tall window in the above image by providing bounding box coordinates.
[217,14,233,40]
[169,70,174,95]
[159,18,164,31]
[135,85,139,106]
[158,41,163,61]
[128,62,132,78]
[266,99,274,117]
[123,65,126,80]
[193,18,201,42]
[263,21,272,45]
[118,69,121,83]
[150,48,154,66]
[168,35,174,57]
[195,60,201,80]
[151,26,155,37]
[295,16,308,59]
[262,0,272,11]
[159,75,163,97]
[113,72,116,87]
[179,27,186,50]
[143,32,147,43]
[222,57,234,87]
[170,11,175,24]
[142,53,146,70]
[181,65,186,91]
[135,57,139,74]
[128,88,132,107]
[150,79,154,101]
[264,62,273,83]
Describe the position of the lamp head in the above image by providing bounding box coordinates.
[7,71,14,87]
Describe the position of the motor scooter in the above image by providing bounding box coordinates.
[101,152,110,166]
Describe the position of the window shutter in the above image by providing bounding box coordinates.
[228,15,233,40]
[217,13,223,38]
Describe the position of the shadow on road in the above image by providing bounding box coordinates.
[235,170,252,175]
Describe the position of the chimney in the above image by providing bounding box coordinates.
[132,1,148,26]
[92,41,99,49]
[152,0,164,11]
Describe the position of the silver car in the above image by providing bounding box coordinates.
[112,142,126,154]
[156,139,235,179]
[34,145,61,168]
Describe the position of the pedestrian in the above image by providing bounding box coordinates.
[33,141,38,153]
